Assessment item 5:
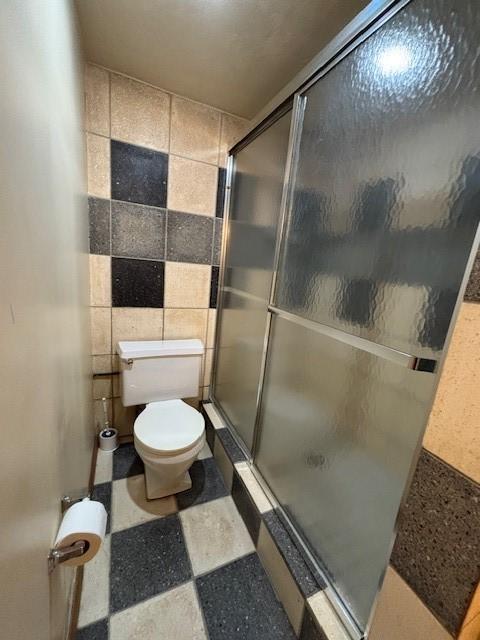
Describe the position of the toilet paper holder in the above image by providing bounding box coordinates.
[48,539,88,573]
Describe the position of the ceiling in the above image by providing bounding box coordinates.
[75,0,368,118]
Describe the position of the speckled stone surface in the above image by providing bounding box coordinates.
[166,210,214,265]
[232,471,261,544]
[196,552,296,639]
[391,448,480,634]
[262,511,321,598]
[112,443,144,481]
[111,140,168,208]
[299,608,327,640]
[216,167,226,218]
[210,266,219,308]
[111,201,166,260]
[176,458,229,510]
[465,248,480,301]
[91,481,112,535]
[89,197,110,255]
[76,617,108,640]
[216,427,246,463]
[111,257,164,308]
[213,218,223,266]
[203,409,216,450]
[110,515,190,612]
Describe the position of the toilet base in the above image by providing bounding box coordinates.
[145,469,192,500]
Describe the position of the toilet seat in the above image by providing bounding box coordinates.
[134,399,204,457]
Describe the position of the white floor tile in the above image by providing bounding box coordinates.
[78,535,110,628]
[180,496,255,576]
[197,441,213,460]
[94,449,113,485]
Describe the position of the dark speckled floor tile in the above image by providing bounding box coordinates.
[176,458,228,510]
[210,266,219,308]
[215,167,226,218]
[110,515,190,612]
[232,471,261,544]
[465,248,480,301]
[112,443,144,480]
[91,481,111,535]
[216,427,246,463]
[111,256,164,308]
[111,140,168,208]
[196,552,296,640]
[76,618,108,640]
[299,608,327,640]
[111,200,166,260]
[213,218,223,265]
[166,210,214,265]
[88,197,110,255]
[262,511,321,598]
[391,448,480,635]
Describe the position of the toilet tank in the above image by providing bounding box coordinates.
[117,340,204,406]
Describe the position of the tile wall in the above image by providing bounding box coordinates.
[371,251,480,639]
[85,64,247,434]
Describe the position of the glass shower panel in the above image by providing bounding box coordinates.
[255,315,436,630]
[275,0,480,359]
[213,111,292,451]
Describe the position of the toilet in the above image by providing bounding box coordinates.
[117,339,206,500]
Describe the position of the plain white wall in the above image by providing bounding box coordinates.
[0,1,93,638]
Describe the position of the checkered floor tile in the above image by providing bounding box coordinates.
[77,442,295,640]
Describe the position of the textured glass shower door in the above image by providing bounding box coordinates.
[212,110,292,452]
[256,0,480,633]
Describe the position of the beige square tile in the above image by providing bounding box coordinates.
[94,449,113,485]
[111,308,163,349]
[170,96,221,164]
[219,112,248,167]
[92,376,112,400]
[369,567,452,640]
[113,398,136,436]
[163,308,208,342]
[85,64,110,136]
[111,474,177,532]
[202,386,210,401]
[92,354,113,375]
[89,255,111,307]
[112,370,121,398]
[109,581,207,640]
[197,441,212,460]
[234,462,272,514]
[86,132,110,198]
[164,262,211,309]
[203,402,224,430]
[167,155,217,216]
[423,302,480,483]
[111,74,170,152]
[257,522,304,635]
[203,348,214,386]
[207,309,217,348]
[213,437,233,491]
[90,307,111,355]
[78,535,110,628]
[180,496,254,575]
[93,398,112,431]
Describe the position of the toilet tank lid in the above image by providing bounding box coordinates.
[117,339,204,359]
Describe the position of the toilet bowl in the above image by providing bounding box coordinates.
[134,399,205,500]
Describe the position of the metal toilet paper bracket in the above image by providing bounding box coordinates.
[48,539,88,574]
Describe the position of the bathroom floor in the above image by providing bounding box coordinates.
[76,441,296,640]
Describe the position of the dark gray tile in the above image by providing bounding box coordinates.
[110,515,191,612]
[112,442,144,480]
[76,618,108,640]
[111,257,164,308]
[232,471,261,544]
[391,448,480,635]
[299,607,327,640]
[216,428,246,463]
[465,248,480,301]
[111,140,168,208]
[166,210,213,265]
[262,511,320,598]
[216,167,226,218]
[91,481,111,535]
[88,197,110,255]
[210,266,219,308]
[111,200,166,260]
[213,218,223,266]
[201,404,216,451]
[176,458,228,510]
[196,552,296,640]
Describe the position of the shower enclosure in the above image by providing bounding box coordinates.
[212,0,480,636]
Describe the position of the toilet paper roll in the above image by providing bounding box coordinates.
[54,498,107,566]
